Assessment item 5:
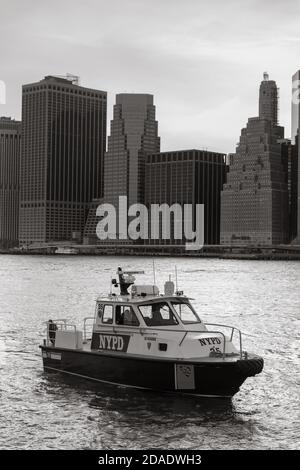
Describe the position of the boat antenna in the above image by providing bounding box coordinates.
[152,259,156,285]
[175,266,178,291]
[110,276,113,295]
[152,259,157,295]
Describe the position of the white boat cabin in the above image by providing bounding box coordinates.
[47,268,242,360]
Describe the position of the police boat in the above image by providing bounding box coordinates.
[40,267,264,398]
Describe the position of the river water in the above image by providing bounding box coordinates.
[0,255,299,450]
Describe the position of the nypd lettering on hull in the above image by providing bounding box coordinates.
[199,337,221,346]
[91,333,130,352]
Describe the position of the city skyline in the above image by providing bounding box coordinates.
[2,73,297,248]
[0,70,298,249]
[1,0,300,154]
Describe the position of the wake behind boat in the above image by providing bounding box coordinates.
[40,267,264,397]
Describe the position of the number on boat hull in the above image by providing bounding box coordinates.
[175,364,195,390]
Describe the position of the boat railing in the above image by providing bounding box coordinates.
[95,323,243,359]
[205,323,243,359]
[44,319,77,347]
[97,294,131,302]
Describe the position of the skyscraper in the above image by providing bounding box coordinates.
[144,149,226,247]
[291,70,300,144]
[84,93,160,243]
[0,117,21,248]
[259,72,278,125]
[279,138,298,241]
[220,75,289,245]
[291,70,300,242]
[19,75,106,245]
[104,93,160,207]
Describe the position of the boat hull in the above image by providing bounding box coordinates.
[40,346,263,398]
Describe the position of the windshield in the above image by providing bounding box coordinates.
[171,301,201,324]
[139,302,179,327]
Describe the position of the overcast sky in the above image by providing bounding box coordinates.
[1,0,300,153]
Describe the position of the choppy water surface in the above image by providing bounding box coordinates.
[0,255,299,449]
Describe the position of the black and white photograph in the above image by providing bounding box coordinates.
[0,0,299,458]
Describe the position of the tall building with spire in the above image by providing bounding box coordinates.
[19,75,107,245]
[259,72,278,125]
[220,74,289,245]
[0,117,21,248]
[84,93,160,243]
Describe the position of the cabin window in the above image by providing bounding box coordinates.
[171,301,201,324]
[115,305,140,326]
[139,302,178,327]
[97,303,105,318]
[101,305,113,324]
